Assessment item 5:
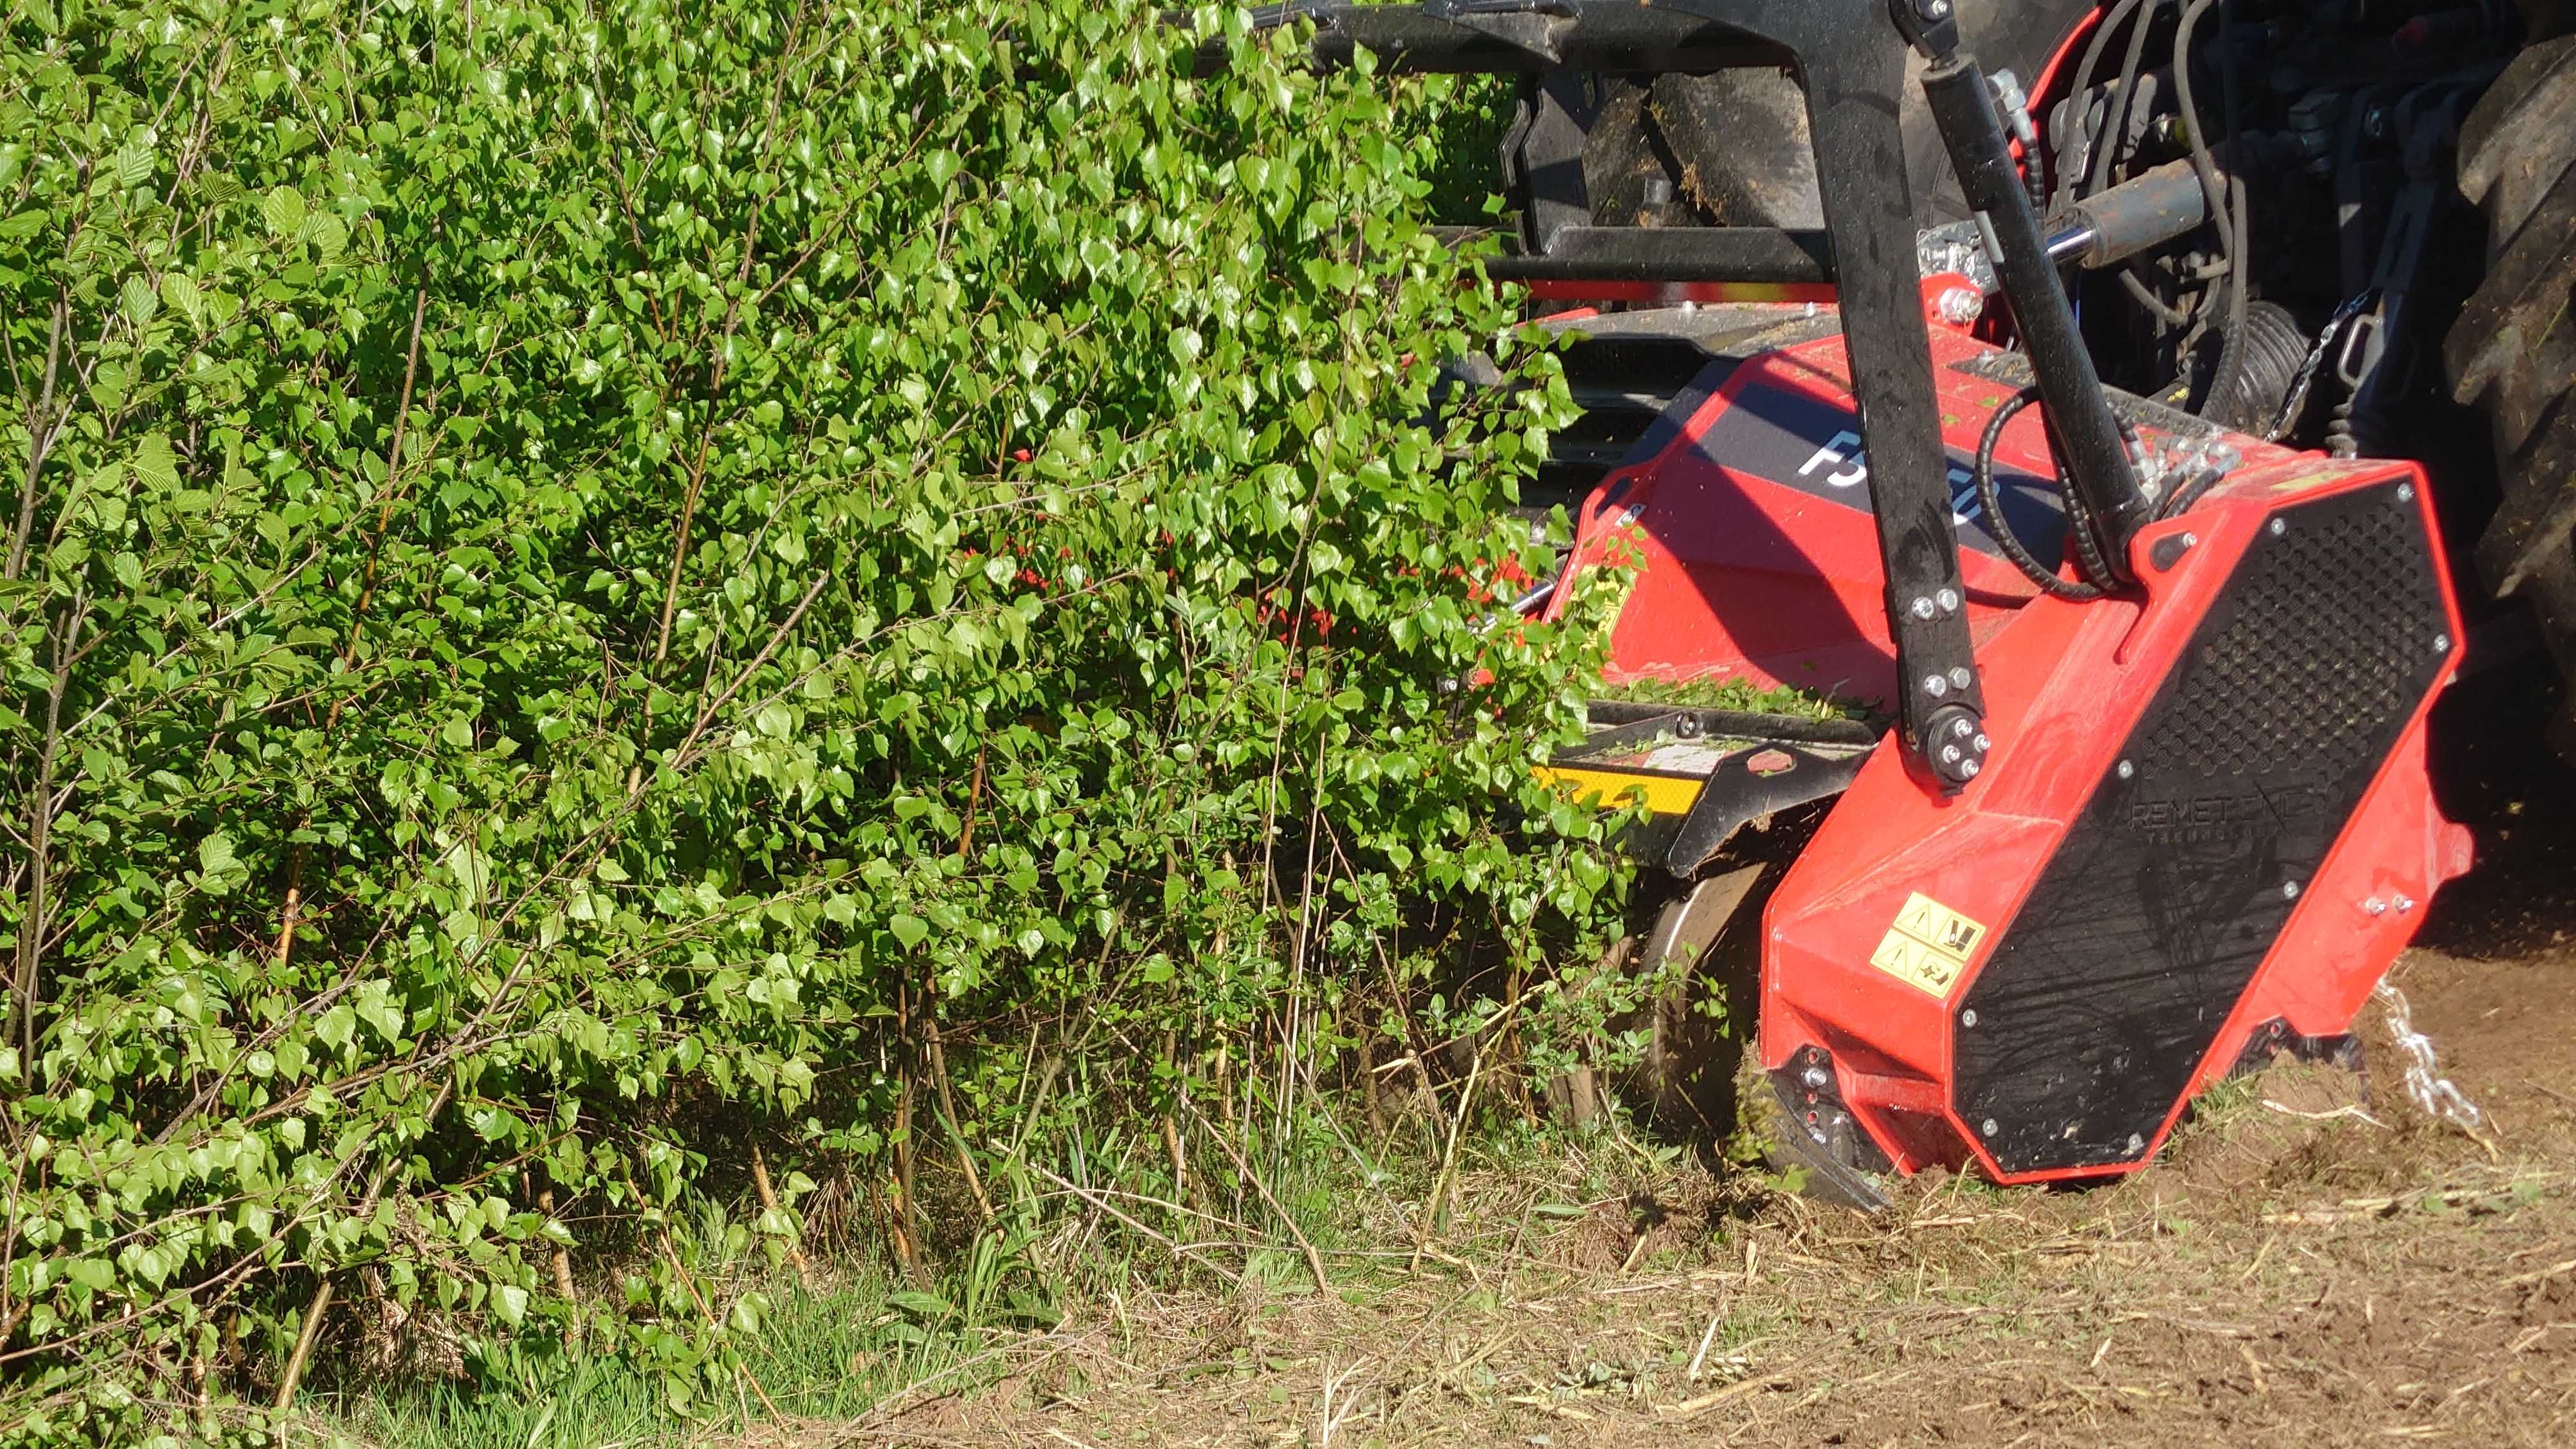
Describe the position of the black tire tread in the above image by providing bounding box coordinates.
[2448,36,2576,753]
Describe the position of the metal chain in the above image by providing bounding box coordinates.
[2263,289,2380,443]
[2373,980,2485,1131]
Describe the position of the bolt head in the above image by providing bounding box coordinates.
[1911,595,1937,619]
[2269,516,2288,537]
[1949,666,1974,689]
[1952,717,1974,738]
[1973,733,1991,751]
[2181,532,2198,549]
[1961,1009,1979,1027]
[2434,632,2451,654]
[2395,894,2416,913]
[2117,758,2135,779]
[2282,880,2301,900]
[1960,758,1981,778]
[2396,482,2416,504]
[2127,1133,2145,1154]
[1981,1117,1998,1137]
[1923,674,1949,698]
[1801,1066,1829,1088]
[1941,744,1962,763]
[1936,586,1961,612]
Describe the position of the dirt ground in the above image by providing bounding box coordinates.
[813,666,2576,1448]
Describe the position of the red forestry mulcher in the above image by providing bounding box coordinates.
[1211,0,2575,1204]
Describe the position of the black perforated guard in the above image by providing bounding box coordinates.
[1951,481,2451,1174]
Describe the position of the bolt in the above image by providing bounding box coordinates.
[2434,632,2451,654]
[2117,758,2135,779]
[1923,674,1949,698]
[1961,1009,1979,1027]
[2182,532,2198,550]
[2396,482,2416,504]
[1911,595,1937,620]
[2365,897,2388,916]
[1801,1066,1829,1089]
[1952,717,1974,739]
[1981,1117,1998,1138]
[1973,733,1991,751]
[2395,894,2417,913]
[1942,744,1962,764]
[1936,586,1961,613]
[2269,516,2287,537]
[2282,880,2301,900]
[1961,758,1981,778]
[2127,1133,2145,1154]
[1936,287,1983,326]
[1918,0,1952,18]
[1949,666,1974,689]
[1642,176,1676,207]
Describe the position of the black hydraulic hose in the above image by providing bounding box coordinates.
[2157,463,2230,520]
[2174,0,2248,420]
[2001,70,2050,211]
[1974,388,2107,600]
[2205,173,2251,415]
[2119,262,2191,326]
[2088,0,2165,200]
[2067,0,2151,200]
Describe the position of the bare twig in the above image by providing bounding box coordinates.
[7,296,68,582]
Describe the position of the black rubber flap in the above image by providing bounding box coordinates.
[1953,482,2449,1173]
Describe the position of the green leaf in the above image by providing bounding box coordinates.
[886,1289,951,1319]
[195,832,238,892]
[129,434,177,491]
[121,275,158,325]
[889,914,929,951]
[262,186,307,238]
[158,273,203,326]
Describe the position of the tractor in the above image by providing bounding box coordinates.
[1204,0,2575,1204]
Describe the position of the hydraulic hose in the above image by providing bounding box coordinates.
[2174,0,2249,420]
[2067,0,2152,201]
[1972,388,2109,599]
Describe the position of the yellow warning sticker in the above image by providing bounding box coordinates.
[1867,891,1990,999]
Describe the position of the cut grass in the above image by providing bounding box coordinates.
[1590,672,1873,724]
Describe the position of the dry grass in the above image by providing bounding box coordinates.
[730,940,2576,1449]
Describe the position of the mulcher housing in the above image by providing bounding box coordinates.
[1225,0,2478,1192]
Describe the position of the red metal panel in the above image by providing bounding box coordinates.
[1759,456,2467,1184]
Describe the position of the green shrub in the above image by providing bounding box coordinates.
[0,0,1632,1438]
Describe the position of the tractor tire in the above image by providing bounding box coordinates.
[2446,36,2576,756]
[1644,0,2101,230]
